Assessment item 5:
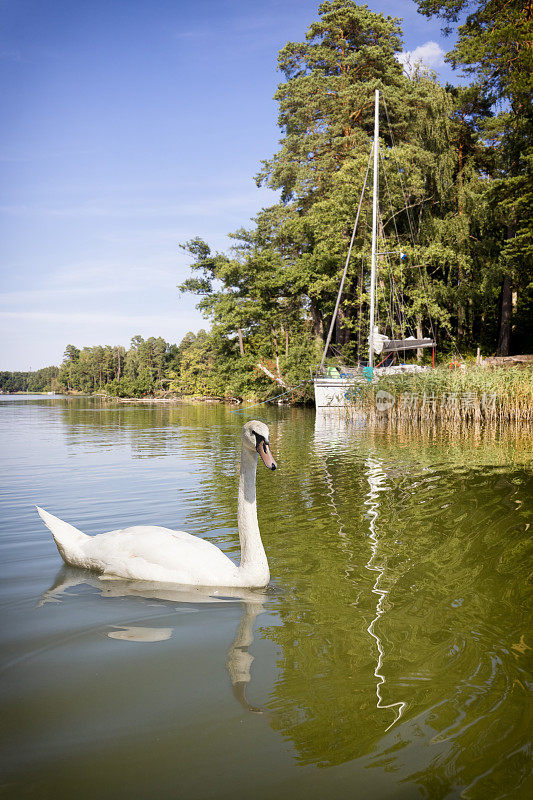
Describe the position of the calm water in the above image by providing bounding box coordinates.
[1,396,531,800]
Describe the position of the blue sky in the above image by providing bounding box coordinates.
[0,0,457,370]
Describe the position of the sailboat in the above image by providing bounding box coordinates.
[314,90,435,409]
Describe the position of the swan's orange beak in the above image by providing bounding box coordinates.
[256,440,277,470]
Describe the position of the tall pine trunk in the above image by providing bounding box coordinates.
[309,299,324,341]
[497,273,512,355]
[416,318,423,362]
[335,306,351,348]
[272,329,281,380]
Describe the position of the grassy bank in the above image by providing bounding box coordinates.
[350,366,533,423]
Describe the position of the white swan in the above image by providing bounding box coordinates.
[36,420,277,588]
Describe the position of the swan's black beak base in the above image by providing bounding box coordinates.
[256,439,277,471]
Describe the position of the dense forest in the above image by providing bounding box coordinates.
[0,367,60,394]
[2,0,531,401]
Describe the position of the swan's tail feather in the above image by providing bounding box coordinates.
[36,506,88,566]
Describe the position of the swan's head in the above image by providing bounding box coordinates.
[242,420,277,471]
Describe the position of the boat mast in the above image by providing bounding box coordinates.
[368,89,379,370]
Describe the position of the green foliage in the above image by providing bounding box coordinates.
[0,366,60,393]
[55,336,176,396]
[416,0,533,104]
[415,0,533,354]
[2,328,317,403]
[257,1,405,202]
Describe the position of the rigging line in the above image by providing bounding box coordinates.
[379,146,402,247]
[384,251,404,341]
[441,327,465,361]
[329,343,359,368]
[409,223,437,342]
[382,94,417,245]
[378,146,408,337]
[382,95,423,332]
[381,247,416,341]
[356,254,364,363]
[329,343,360,367]
[381,233,414,340]
[377,146,403,270]
[377,200,405,343]
[382,196,434,230]
[318,146,373,374]
[374,205,381,337]
[383,97,436,344]
[382,92,437,344]
[381,247,394,339]
[384,264,396,341]
[417,262,436,342]
[383,248,407,343]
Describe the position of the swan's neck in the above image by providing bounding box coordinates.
[237,445,270,586]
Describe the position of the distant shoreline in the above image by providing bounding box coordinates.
[110,395,230,405]
[0,391,252,405]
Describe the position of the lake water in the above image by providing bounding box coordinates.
[1,396,531,800]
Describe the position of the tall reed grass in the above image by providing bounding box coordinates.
[348,366,533,423]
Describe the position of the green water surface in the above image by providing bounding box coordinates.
[0,397,531,799]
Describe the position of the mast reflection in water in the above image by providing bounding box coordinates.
[364,455,407,730]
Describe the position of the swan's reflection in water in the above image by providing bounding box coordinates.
[41,566,267,713]
[108,625,173,642]
[225,602,265,713]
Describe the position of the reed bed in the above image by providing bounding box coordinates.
[348,366,533,424]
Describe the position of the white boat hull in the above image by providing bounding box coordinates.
[314,378,358,408]
[314,365,430,408]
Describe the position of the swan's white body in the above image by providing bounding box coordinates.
[36,421,276,589]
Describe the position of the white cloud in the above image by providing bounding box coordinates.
[0,187,277,220]
[397,41,446,72]
[0,310,197,327]
[46,260,180,289]
[0,260,187,305]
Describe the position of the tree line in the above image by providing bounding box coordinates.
[57,335,219,397]
[0,366,60,394]
[0,332,280,398]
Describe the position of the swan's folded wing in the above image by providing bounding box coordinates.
[82,526,240,585]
